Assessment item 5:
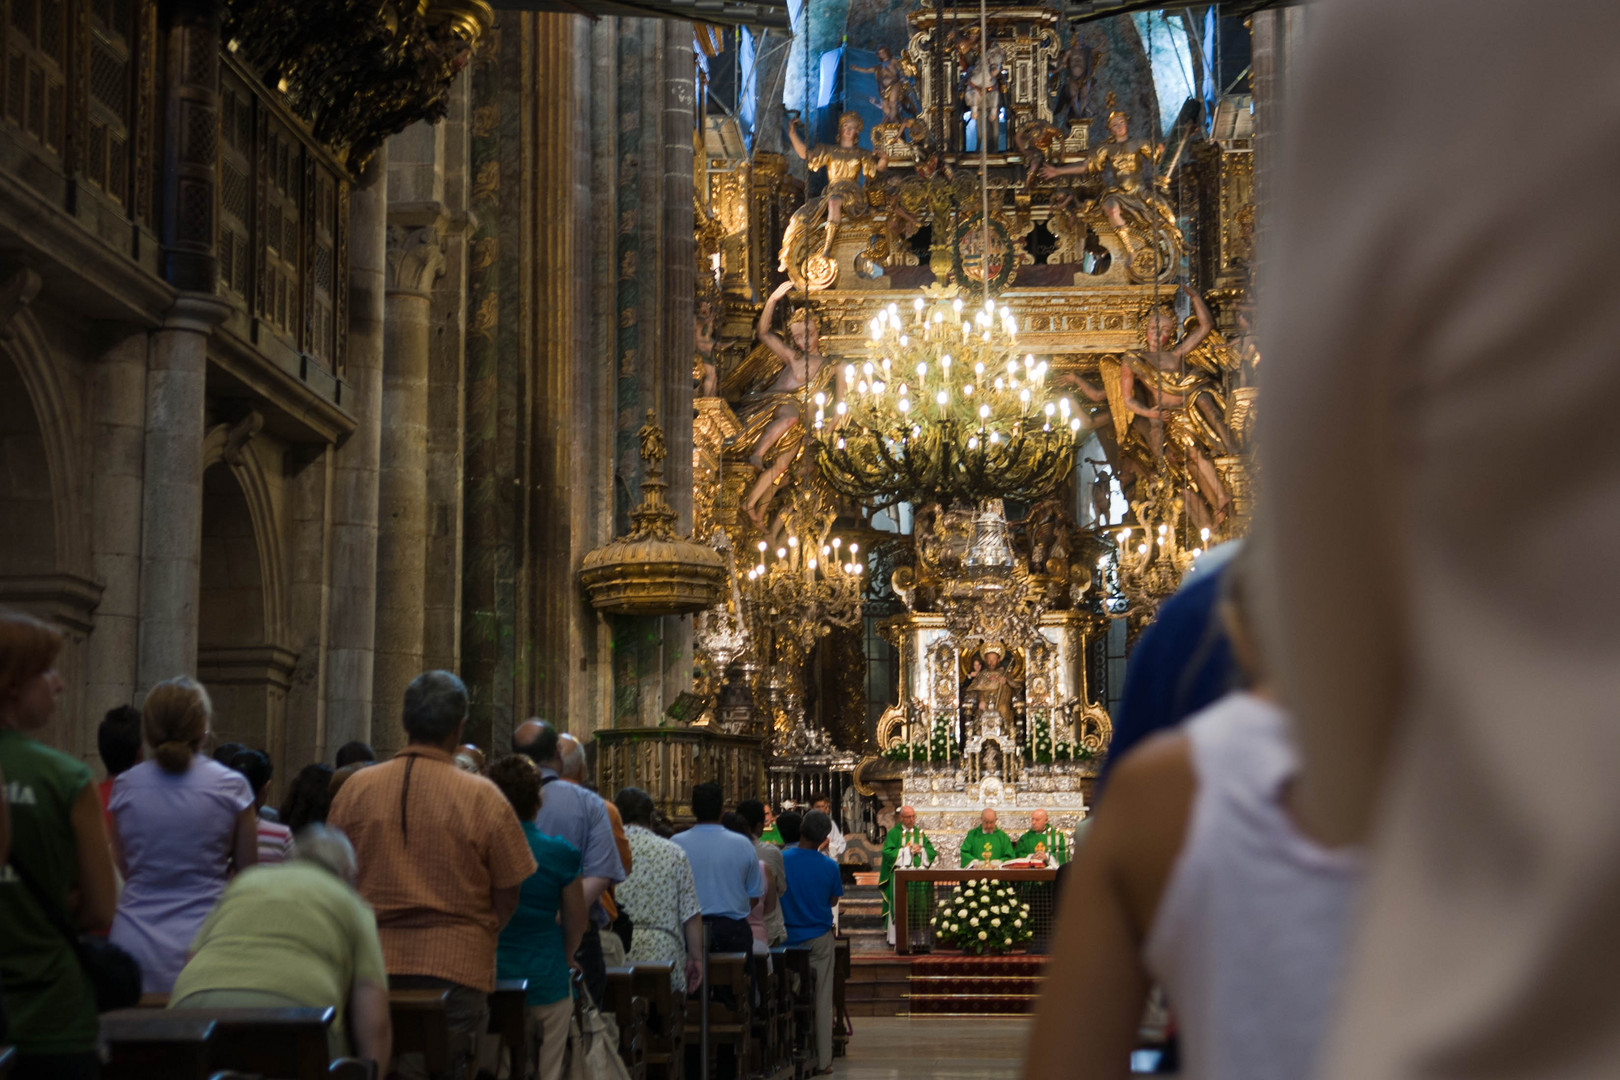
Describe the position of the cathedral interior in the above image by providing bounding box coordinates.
[0,0,1287,857]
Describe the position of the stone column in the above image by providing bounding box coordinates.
[372,223,445,752]
[325,151,389,749]
[84,332,147,715]
[137,295,230,688]
[1250,7,1308,290]
[530,12,589,735]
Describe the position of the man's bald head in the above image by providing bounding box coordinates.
[512,719,560,766]
[558,733,586,780]
[981,807,997,829]
[899,805,917,827]
[1031,808,1049,831]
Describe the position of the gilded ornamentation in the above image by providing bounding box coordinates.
[222,0,492,167]
[580,411,726,615]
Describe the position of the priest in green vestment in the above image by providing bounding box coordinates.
[1016,808,1070,865]
[959,807,1018,867]
[760,803,783,846]
[880,805,937,943]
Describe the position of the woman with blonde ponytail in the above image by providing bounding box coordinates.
[108,676,258,994]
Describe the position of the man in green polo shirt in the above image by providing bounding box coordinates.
[959,807,1017,867]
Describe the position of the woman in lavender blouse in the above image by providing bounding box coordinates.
[109,677,257,994]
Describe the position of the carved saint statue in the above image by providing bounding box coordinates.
[637,408,667,467]
[965,645,1020,735]
[739,279,838,528]
[1049,37,1103,130]
[1037,98,1183,275]
[962,45,1009,152]
[782,111,887,271]
[851,46,918,124]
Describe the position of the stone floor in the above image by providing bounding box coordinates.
[834,1015,1033,1078]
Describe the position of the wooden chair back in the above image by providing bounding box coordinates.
[387,987,453,1078]
[101,1013,218,1080]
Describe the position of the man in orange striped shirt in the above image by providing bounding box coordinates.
[330,671,536,1080]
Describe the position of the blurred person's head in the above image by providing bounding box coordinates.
[811,791,831,815]
[487,754,542,821]
[801,809,833,848]
[143,676,213,774]
[290,825,357,884]
[329,762,365,801]
[736,798,766,837]
[1031,808,1049,831]
[558,733,586,781]
[453,744,485,774]
[282,763,335,832]
[776,810,804,845]
[97,705,144,776]
[0,611,64,732]
[899,805,917,829]
[212,742,245,766]
[335,740,375,768]
[402,671,467,749]
[692,781,725,823]
[616,786,656,828]
[228,748,274,810]
[721,811,751,837]
[511,718,560,766]
[980,807,998,831]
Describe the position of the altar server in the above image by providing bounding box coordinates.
[880,805,936,944]
[1017,809,1070,866]
[959,806,1017,867]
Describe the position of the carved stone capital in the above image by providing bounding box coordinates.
[385,225,447,296]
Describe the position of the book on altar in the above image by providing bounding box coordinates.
[1001,856,1056,869]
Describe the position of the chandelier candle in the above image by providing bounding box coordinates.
[813,289,1081,504]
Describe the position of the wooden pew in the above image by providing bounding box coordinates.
[748,957,780,1080]
[158,1005,335,1078]
[832,938,851,1060]
[603,967,649,1080]
[779,946,814,1076]
[388,987,453,1078]
[685,953,751,1078]
[488,978,529,1077]
[623,963,683,1080]
[101,1013,218,1080]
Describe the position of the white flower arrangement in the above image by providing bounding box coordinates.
[933,878,1037,956]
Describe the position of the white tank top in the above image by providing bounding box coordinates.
[1143,692,1362,1080]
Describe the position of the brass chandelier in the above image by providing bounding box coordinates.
[812,289,1081,504]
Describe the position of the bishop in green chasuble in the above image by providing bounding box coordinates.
[880,806,937,941]
[1016,808,1070,865]
[959,807,1018,867]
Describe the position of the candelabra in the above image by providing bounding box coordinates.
[812,287,1080,505]
[1114,474,1209,615]
[740,532,865,746]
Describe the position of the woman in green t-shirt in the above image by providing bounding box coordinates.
[0,612,119,1079]
[488,754,586,1080]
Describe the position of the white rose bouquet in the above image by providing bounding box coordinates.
[930,878,1035,955]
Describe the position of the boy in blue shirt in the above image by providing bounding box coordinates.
[781,810,843,1075]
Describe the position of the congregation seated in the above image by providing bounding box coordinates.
[168,825,392,1072]
[329,670,536,1080]
[488,753,587,1080]
[109,677,258,996]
